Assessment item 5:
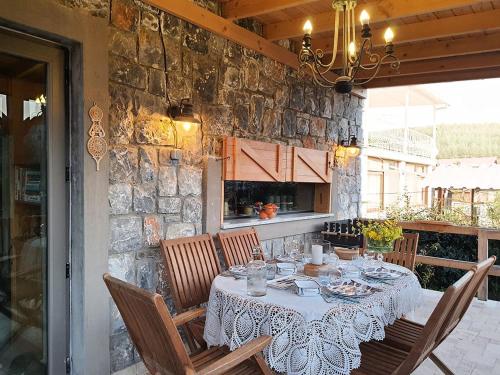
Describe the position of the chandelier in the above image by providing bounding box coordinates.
[298,0,400,94]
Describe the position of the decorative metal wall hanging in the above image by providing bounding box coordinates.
[87,102,107,171]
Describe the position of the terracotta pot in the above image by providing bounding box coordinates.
[259,211,269,220]
[263,203,278,219]
[334,247,360,260]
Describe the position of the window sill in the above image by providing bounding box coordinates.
[221,212,335,230]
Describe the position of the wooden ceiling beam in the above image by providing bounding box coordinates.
[365,66,500,88]
[144,0,303,73]
[325,32,500,69]
[222,0,317,21]
[310,8,500,52]
[144,0,367,97]
[264,0,491,41]
[356,51,500,80]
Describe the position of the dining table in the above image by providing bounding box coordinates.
[203,260,422,375]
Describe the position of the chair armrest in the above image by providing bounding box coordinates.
[197,335,272,375]
[172,307,206,327]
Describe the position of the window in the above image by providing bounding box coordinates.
[223,181,315,221]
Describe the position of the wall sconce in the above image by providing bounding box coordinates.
[167,97,200,161]
[330,131,361,168]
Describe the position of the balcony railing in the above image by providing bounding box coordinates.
[368,128,434,158]
[398,221,500,301]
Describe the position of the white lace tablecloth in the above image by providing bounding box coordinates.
[203,262,422,375]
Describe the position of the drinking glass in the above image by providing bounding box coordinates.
[265,261,277,280]
[247,260,267,296]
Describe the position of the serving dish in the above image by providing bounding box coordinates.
[325,280,377,298]
[362,267,407,280]
[276,262,296,276]
[294,279,321,297]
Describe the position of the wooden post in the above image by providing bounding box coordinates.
[470,189,475,225]
[477,230,488,301]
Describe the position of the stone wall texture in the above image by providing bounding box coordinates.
[56,0,363,372]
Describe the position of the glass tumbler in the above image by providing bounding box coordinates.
[247,259,267,297]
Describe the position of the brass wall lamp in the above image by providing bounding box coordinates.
[166,97,201,161]
[330,131,361,168]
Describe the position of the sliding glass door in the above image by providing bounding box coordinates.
[0,29,68,374]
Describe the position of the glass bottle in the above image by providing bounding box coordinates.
[247,245,267,297]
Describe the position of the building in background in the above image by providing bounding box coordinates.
[424,157,500,227]
[361,86,448,217]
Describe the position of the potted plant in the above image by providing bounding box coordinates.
[359,220,403,263]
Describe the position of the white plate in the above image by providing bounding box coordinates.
[326,280,377,298]
[362,267,406,280]
[229,265,247,277]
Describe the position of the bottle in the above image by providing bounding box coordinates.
[247,245,267,297]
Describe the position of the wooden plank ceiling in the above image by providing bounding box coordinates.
[218,0,500,88]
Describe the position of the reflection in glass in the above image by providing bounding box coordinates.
[0,52,47,374]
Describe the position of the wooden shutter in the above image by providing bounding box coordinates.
[290,146,332,183]
[223,137,286,182]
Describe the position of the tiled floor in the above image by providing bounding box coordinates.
[116,289,500,375]
[412,289,500,375]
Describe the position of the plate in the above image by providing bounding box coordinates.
[326,280,377,298]
[362,267,406,280]
[229,265,247,277]
[268,276,311,290]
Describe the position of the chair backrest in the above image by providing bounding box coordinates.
[384,233,419,272]
[217,228,263,268]
[395,269,475,375]
[438,256,496,342]
[103,273,193,375]
[160,234,221,312]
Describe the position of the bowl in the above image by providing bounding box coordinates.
[276,262,296,276]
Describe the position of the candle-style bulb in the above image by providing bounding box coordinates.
[384,27,394,44]
[360,10,370,25]
[303,20,313,35]
[348,41,356,58]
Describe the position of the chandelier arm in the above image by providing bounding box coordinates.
[348,7,357,64]
[299,61,337,88]
[353,54,399,86]
[351,38,369,70]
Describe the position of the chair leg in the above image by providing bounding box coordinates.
[430,353,454,375]
[253,353,273,375]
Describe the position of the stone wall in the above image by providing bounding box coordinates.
[57,0,364,372]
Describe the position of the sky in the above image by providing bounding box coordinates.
[425,78,500,124]
[364,77,500,130]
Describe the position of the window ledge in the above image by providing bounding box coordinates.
[221,212,335,230]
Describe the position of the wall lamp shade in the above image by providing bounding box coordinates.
[346,136,361,157]
[167,99,201,128]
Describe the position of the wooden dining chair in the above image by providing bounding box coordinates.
[217,228,263,268]
[383,233,419,272]
[380,256,496,374]
[103,273,273,375]
[160,234,222,350]
[351,268,475,375]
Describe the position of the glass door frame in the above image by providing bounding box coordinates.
[0,30,68,375]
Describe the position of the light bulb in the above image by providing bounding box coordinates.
[348,42,356,58]
[303,20,313,35]
[384,27,394,44]
[182,122,192,132]
[360,10,370,25]
[347,146,361,158]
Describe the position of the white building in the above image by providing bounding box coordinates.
[361,86,448,217]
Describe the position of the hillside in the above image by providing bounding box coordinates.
[412,123,500,159]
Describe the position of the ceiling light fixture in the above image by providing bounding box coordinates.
[298,0,400,94]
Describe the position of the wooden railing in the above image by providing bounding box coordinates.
[398,221,500,300]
